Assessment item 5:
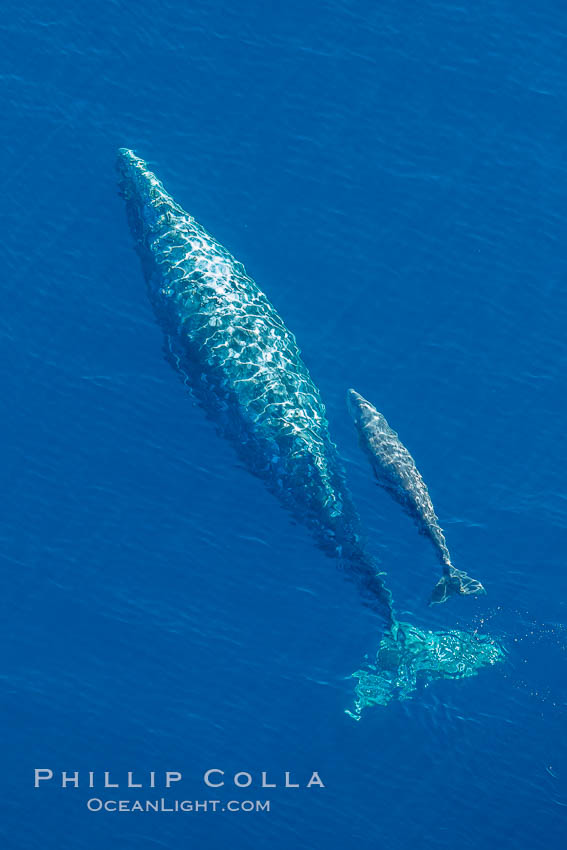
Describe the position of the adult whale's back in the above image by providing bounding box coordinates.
[117,150,393,625]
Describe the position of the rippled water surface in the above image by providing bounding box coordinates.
[3,2,567,848]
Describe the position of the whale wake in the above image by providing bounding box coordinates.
[347,624,504,718]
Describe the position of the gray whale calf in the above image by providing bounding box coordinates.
[347,389,485,604]
[117,149,393,626]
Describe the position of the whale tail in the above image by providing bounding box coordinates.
[429,566,486,605]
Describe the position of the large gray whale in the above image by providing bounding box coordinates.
[347,389,485,604]
[117,149,393,627]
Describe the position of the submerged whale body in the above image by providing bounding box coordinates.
[347,389,485,604]
[116,149,393,626]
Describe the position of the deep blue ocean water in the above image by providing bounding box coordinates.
[3,1,567,847]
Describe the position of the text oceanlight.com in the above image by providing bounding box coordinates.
[86,798,270,813]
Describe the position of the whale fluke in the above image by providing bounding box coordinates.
[346,388,486,605]
[430,566,486,605]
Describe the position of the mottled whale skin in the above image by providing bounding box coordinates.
[117,149,393,626]
[347,389,485,604]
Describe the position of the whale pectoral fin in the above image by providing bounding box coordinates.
[429,568,486,605]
